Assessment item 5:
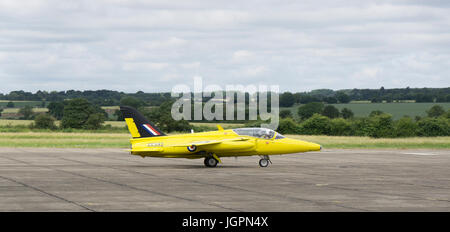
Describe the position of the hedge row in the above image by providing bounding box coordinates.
[253,113,450,138]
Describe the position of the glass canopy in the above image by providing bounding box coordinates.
[232,128,284,139]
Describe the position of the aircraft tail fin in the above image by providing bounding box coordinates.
[120,106,166,138]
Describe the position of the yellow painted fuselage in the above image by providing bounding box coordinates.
[130,129,321,159]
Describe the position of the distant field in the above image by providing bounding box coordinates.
[101,106,120,110]
[0,100,43,108]
[0,120,126,128]
[0,132,448,148]
[1,107,48,113]
[0,120,34,126]
[282,102,450,120]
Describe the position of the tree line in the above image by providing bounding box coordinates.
[1,87,449,107]
[279,87,450,107]
[250,104,450,137]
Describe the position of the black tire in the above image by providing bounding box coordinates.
[259,159,269,167]
[204,157,218,167]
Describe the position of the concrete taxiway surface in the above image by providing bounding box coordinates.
[0,148,449,211]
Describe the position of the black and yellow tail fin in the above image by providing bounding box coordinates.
[120,106,166,138]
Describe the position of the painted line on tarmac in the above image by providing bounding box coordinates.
[402,152,438,156]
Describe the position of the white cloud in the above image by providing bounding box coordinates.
[352,67,382,79]
[0,0,449,93]
[232,50,253,62]
[122,62,169,71]
[180,62,200,69]
[243,65,267,77]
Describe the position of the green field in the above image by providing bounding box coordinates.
[0,132,131,148]
[0,132,448,149]
[282,102,450,120]
[0,119,126,128]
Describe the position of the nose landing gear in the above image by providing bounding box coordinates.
[259,155,271,167]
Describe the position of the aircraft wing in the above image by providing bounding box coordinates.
[170,137,249,147]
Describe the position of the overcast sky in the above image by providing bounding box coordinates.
[0,0,449,93]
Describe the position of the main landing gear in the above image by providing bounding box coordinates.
[204,153,222,168]
[259,155,271,167]
[203,155,272,168]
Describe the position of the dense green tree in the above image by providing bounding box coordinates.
[383,94,393,103]
[84,113,106,130]
[323,97,338,104]
[394,117,418,137]
[298,95,320,104]
[297,102,324,120]
[61,98,97,129]
[277,118,300,134]
[279,109,293,119]
[299,114,331,135]
[367,113,394,138]
[33,114,57,129]
[370,97,382,103]
[321,105,340,118]
[443,109,450,119]
[6,101,14,108]
[426,105,445,118]
[436,94,450,102]
[19,106,34,120]
[341,108,354,119]
[279,92,296,107]
[47,102,65,120]
[336,92,351,103]
[415,93,433,103]
[120,96,144,109]
[329,118,353,136]
[351,117,374,136]
[0,108,3,118]
[416,117,449,136]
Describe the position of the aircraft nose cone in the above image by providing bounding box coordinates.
[286,139,322,152]
[308,142,322,151]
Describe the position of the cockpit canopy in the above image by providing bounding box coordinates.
[232,128,285,139]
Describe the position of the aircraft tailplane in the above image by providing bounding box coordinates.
[120,106,166,138]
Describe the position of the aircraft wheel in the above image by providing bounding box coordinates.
[259,158,269,167]
[204,157,218,167]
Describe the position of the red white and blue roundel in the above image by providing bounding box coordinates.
[142,124,161,136]
[187,145,197,152]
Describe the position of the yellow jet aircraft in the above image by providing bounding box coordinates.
[120,106,322,167]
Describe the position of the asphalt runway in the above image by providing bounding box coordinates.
[0,148,449,211]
